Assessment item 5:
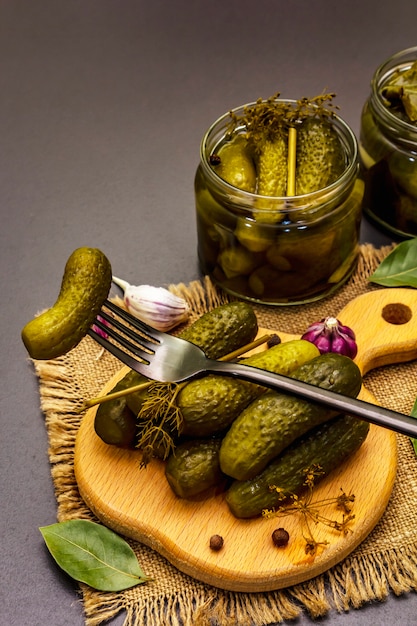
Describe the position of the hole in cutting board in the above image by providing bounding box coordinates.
[382,303,412,325]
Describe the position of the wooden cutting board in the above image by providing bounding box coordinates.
[74,288,417,592]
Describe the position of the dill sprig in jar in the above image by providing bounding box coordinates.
[360,46,417,238]
[195,93,363,305]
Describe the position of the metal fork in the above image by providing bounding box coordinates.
[88,300,417,439]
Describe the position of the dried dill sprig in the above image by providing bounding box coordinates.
[128,334,273,465]
[228,91,339,147]
[136,381,184,467]
[262,464,356,556]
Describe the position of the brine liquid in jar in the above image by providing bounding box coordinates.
[195,98,363,305]
[360,46,417,238]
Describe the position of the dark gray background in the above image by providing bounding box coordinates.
[1,1,415,624]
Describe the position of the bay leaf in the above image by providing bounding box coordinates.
[40,519,150,591]
[368,239,417,287]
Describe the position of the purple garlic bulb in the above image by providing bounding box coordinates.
[301,316,357,359]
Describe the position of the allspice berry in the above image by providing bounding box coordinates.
[209,534,224,551]
[272,528,289,547]
[267,334,281,348]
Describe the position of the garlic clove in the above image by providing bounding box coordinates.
[112,277,190,332]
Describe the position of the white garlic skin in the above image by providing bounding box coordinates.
[123,284,190,331]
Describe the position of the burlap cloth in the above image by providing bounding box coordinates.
[32,243,417,626]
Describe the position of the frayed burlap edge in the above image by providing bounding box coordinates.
[33,243,417,626]
[79,541,417,626]
[80,542,417,626]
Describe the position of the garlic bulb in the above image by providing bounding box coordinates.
[301,316,357,359]
[112,276,190,331]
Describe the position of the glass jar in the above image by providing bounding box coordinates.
[195,101,363,305]
[359,47,417,238]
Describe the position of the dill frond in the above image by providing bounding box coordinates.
[262,464,356,553]
[136,382,185,466]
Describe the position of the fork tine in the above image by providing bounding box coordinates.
[98,309,159,352]
[88,299,171,376]
[103,299,163,342]
[92,317,154,362]
[87,327,150,374]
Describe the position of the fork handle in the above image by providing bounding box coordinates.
[208,360,417,439]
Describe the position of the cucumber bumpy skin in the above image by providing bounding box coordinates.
[225,414,370,518]
[165,439,225,498]
[179,339,320,437]
[295,117,345,195]
[21,247,112,360]
[256,134,288,198]
[179,300,258,360]
[219,353,362,481]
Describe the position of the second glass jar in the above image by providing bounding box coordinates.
[359,46,417,238]
[195,101,363,305]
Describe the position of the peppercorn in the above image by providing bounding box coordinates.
[209,534,224,551]
[272,528,289,547]
[267,334,281,348]
[209,154,221,166]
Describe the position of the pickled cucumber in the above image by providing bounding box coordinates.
[179,300,258,359]
[218,246,262,278]
[165,439,225,498]
[95,405,136,448]
[234,217,276,253]
[295,117,345,195]
[179,339,320,437]
[21,247,112,360]
[214,134,257,193]
[226,414,370,518]
[94,370,142,447]
[256,134,288,198]
[219,353,362,481]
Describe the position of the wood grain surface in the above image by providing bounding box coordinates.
[74,288,417,592]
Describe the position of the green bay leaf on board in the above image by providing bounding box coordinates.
[369,239,417,287]
[39,519,150,591]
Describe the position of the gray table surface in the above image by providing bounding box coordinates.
[1,1,416,624]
